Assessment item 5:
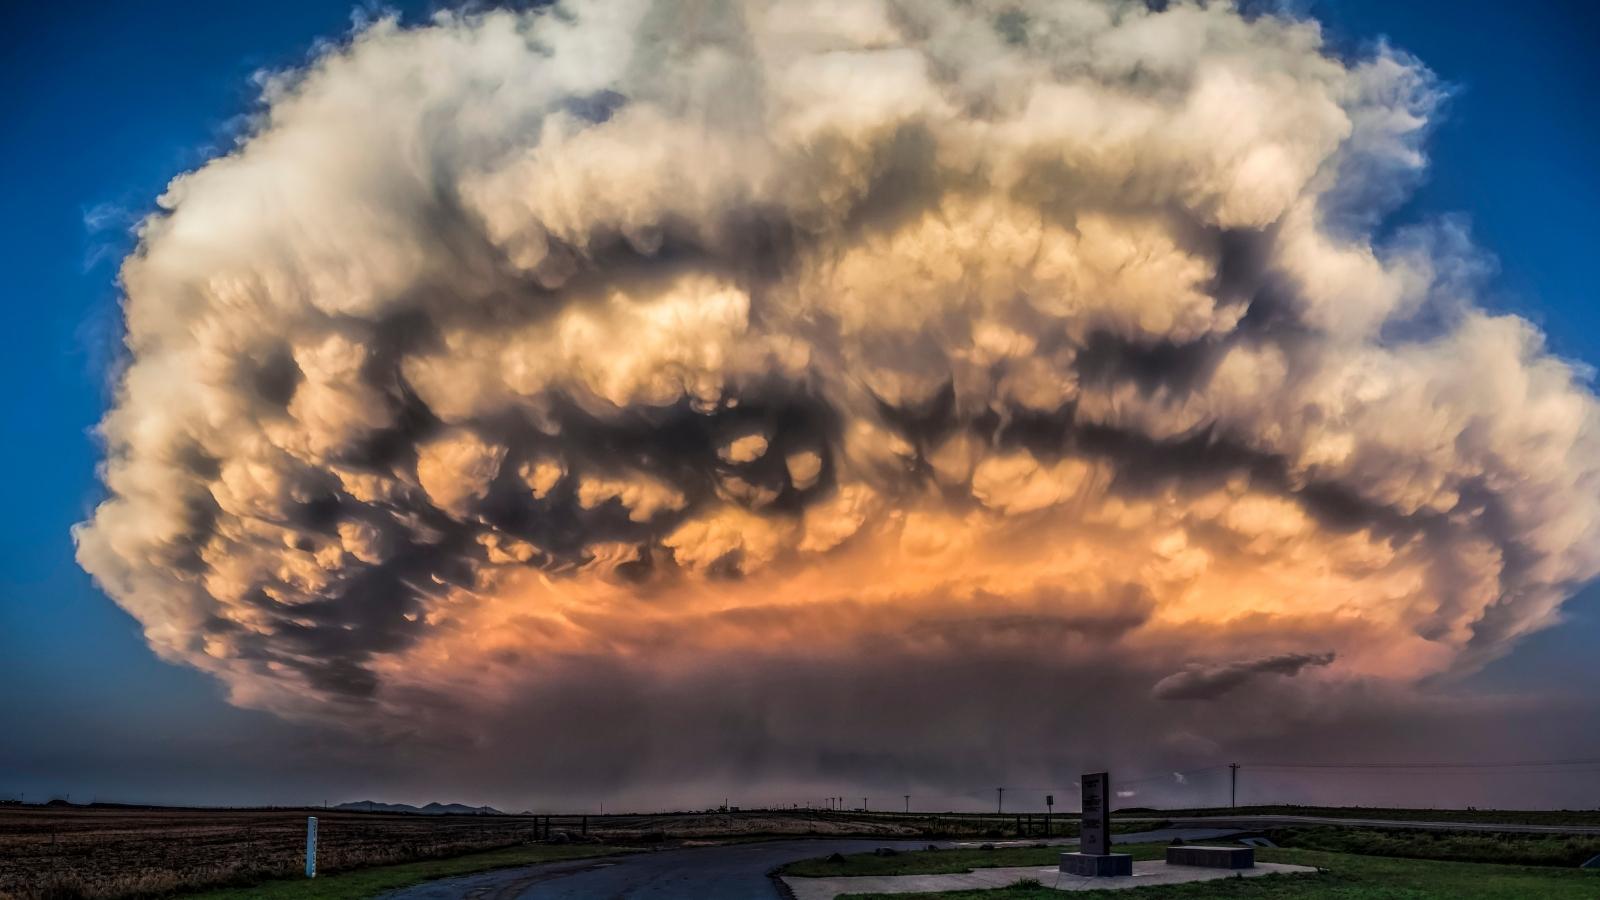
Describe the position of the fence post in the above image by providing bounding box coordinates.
[305,816,317,878]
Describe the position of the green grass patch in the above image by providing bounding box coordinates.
[838,846,1600,899]
[1265,825,1600,868]
[1120,805,1600,828]
[780,840,1173,878]
[178,843,631,899]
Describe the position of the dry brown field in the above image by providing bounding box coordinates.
[0,805,552,900]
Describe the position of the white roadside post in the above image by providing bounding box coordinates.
[306,816,318,878]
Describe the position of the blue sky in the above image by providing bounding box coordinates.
[1,1,1596,807]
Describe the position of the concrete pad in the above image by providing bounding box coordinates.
[782,860,1317,899]
[1059,851,1132,876]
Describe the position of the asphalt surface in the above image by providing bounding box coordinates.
[379,828,1239,900]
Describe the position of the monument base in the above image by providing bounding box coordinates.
[1059,852,1134,877]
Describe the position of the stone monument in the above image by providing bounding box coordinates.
[1059,772,1133,877]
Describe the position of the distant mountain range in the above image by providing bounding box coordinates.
[334,800,505,815]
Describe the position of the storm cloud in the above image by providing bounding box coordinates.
[1152,651,1337,701]
[75,0,1600,797]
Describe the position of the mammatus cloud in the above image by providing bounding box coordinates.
[76,0,1600,797]
[1152,651,1336,701]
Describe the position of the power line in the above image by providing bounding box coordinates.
[894,756,1599,814]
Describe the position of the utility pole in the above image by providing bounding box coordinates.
[996,787,1004,815]
[904,794,910,814]
[1229,763,1240,808]
[863,797,868,813]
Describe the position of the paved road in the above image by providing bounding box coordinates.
[380,828,1239,900]
[1125,814,1600,836]
[380,816,1600,898]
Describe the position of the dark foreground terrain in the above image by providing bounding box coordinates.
[6,803,1600,900]
[0,804,1059,899]
[0,805,567,899]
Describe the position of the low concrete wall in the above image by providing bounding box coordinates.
[1166,845,1254,869]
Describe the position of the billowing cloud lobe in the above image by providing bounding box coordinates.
[1152,651,1336,701]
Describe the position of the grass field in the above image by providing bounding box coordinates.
[783,846,1093,879]
[789,823,1600,880]
[838,847,1600,899]
[779,822,1169,879]
[794,835,1600,900]
[1264,825,1600,867]
[0,805,604,900]
[782,840,1177,879]
[1122,804,1600,827]
[174,843,628,900]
